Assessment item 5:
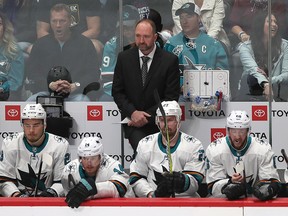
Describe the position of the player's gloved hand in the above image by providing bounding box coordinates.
[221,181,246,200]
[163,171,190,194]
[39,188,58,197]
[65,178,97,208]
[154,179,173,197]
[253,181,280,201]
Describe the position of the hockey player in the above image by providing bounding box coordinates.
[0,103,70,197]
[62,137,133,208]
[129,100,205,197]
[206,110,281,200]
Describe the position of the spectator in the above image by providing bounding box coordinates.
[26,4,100,100]
[62,137,134,208]
[206,110,280,200]
[164,2,229,101]
[0,0,39,58]
[0,12,24,101]
[112,19,180,154]
[172,0,230,51]
[238,12,288,101]
[0,103,70,197]
[129,100,205,197]
[27,66,90,101]
[36,0,103,58]
[229,0,287,50]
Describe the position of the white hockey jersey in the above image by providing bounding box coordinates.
[129,132,205,197]
[61,154,134,198]
[206,136,279,197]
[0,132,70,197]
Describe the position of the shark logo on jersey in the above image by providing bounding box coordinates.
[179,56,206,76]
[54,136,66,143]
[184,135,197,143]
[65,161,77,173]
[142,135,153,143]
[159,154,168,165]
[172,45,183,56]
[5,132,19,141]
[152,166,169,186]
[17,164,48,195]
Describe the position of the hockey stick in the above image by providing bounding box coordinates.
[68,173,76,188]
[34,156,43,197]
[153,89,172,173]
[34,153,53,196]
[281,149,288,168]
[153,89,175,198]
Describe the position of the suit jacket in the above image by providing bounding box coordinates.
[112,46,180,137]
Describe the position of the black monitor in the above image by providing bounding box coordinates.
[36,95,64,118]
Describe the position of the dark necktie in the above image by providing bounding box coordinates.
[141,56,150,86]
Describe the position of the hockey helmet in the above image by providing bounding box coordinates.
[156,100,182,122]
[21,103,46,125]
[226,110,251,129]
[78,137,104,158]
[47,66,72,85]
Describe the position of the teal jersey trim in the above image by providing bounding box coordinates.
[226,136,252,157]
[157,132,182,154]
[23,132,49,156]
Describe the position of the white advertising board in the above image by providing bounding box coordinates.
[0,101,287,169]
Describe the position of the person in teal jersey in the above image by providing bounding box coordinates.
[164,3,229,101]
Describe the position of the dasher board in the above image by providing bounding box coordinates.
[183,70,229,99]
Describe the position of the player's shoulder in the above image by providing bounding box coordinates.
[180,132,202,146]
[137,133,158,152]
[47,133,69,146]
[251,137,272,151]
[63,159,80,174]
[2,132,23,146]
[207,137,226,151]
[101,154,124,171]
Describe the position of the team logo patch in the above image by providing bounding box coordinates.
[87,105,103,121]
[5,105,21,120]
[211,128,226,142]
[252,105,267,121]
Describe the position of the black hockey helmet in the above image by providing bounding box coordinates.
[47,66,72,85]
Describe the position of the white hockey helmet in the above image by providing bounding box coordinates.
[156,100,182,122]
[226,110,251,129]
[78,137,104,158]
[21,103,46,125]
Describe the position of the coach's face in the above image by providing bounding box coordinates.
[50,9,71,42]
[135,21,157,55]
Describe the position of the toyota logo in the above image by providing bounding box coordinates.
[254,109,265,117]
[7,109,19,117]
[89,109,100,117]
[213,132,225,140]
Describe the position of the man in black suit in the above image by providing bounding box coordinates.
[112,19,180,153]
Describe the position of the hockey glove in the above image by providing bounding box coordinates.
[154,179,174,197]
[39,188,58,197]
[221,181,246,200]
[65,178,97,208]
[164,171,190,194]
[253,182,280,201]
